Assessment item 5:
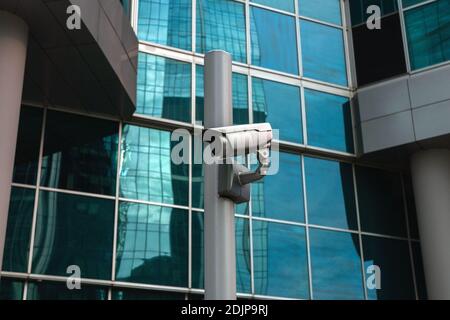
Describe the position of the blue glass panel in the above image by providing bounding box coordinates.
[252,77,303,144]
[251,7,299,74]
[3,187,34,272]
[310,228,364,299]
[253,0,295,12]
[138,0,191,51]
[299,0,342,25]
[253,220,309,299]
[40,110,118,196]
[137,53,192,122]
[300,20,347,86]
[355,166,407,237]
[363,236,415,300]
[252,151,305,222]
[120,124,189,206]
[115,202,188,287]
[0,278,23,300]
[27,282,108,300]
[196,0,247,63]
[305,157,357,230]
[112,288,185,300]
[32,191,114,280]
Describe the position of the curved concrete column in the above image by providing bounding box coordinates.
[411,149,450,300]
[0,11,28,272]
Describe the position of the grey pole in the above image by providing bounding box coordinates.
[411,149,450,300]
[204,50,236,300]
[0,11,28,274]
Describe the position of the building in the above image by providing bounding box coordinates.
[0,0,448,300]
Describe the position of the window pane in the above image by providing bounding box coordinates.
[13,106,43,185]
[137,53,192,122]
[305,157,357,230]
[27,282,108,300]
[253,0,295,12]
[355,166,407,237]
[196,0,247,63]
[310,228,364,299]
[300,20,347,86]
[120,124,189,206]
[191,213,251,293]
[403,0,430,8]
[196,65,249,125]
[40,110,118,196]
[363,236,415,300]
[305,89,354,153]
[350,0,398,26]
[0,279,24,300]
[3,187,34,273]
[405,0,450,70]
[252,151,305,222]
[412,242,427,300]
[252,77,303,144]
[112,288,185,300]
[253,220,309,299]
[299,0,342,25]
[251,7,299,74]
[138,0,191,51]
[115,202,188,287]
[32,191,114,280]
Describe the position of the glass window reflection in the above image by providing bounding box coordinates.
[299,0,342,25]
[253,220,309,299]
[112,288,186,300]
[253,0,295,12]
[32,191,114,280]
[27,281,108,300]
[115,202,188,287]
[120,124,189,206]
[0,278,24,300]
[251,7,299,74]
[137,53,192,122]
[138,0,192,51]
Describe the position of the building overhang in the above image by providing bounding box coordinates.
[0,0,138,119]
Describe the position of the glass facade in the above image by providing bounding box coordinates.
[2,0,427,300]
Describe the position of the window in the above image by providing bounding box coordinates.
[27,281,108,300]
[251,6,299,74]
[0,279,24,300]
[299,0,342,25]
[252,151,305,222]
[310,228,364,299]
[115,202,188,287]
[137,53,192,122]
[40,110,118,196]
[253,220,309,298]
[138,0,191,51]
[252,77,303,144]
[304,157,357,230]
[300,20,347,86]
[112,288,186,300]
[253,0,295,12]
[32,191,115,280]
[197,0,247,63]
[120,124,189,206]
[305,89,353,153]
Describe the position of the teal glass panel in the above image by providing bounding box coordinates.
[363,236,415,300]
[253,0,295,12]
[112,288,186,300]
[138,0,191,51]
[31,191,114,280]
[403,0,428,7]
[196,0,247,63]
[404,0,450,70]
[0,278,24,300]
[195,65,249,125]
[115,202,188,287]
[305,157,357,230]
[251,7,299,74]
[191,213,251,293]
[349,0,398,26]
[252,77,303,144]
[253,220,309,299]
[120,124,189,206]
[40,110,118,196]
[300,20,347,86]
[299,0,342,25]
[355,166,407,237]
[2,187,34,272]
[252,151,305,222]
[27,282,108,300]
[310,228,364,299]
[305,89,353,153]
[137,53,192,122]
[13,106,43,185]
[412,242,427,300]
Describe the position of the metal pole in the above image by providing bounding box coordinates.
[204,50,236,300]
